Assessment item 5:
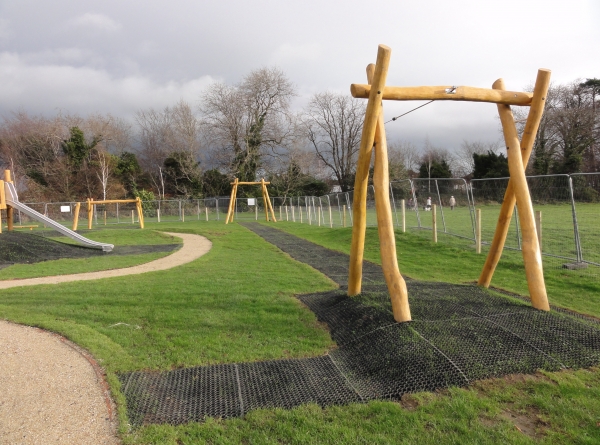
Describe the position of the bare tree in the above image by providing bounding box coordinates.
[388,140,421,177]
[302,92,365,192]
[200,67,296,182]
[454,140,501,178]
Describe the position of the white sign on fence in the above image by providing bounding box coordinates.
[248,198,255,205]
[60,206,70,213]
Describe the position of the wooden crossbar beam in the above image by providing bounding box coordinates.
[230,181,271,185]
[88,199,140,204]
[351,84,534,106]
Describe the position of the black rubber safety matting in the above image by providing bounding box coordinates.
[119,223,600,426]
[0,231,180,268]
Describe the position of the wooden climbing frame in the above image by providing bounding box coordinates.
[349,44,551,322]
[225,178,277,224]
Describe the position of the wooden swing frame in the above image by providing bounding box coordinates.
[225,178,277,224]
[349,44,551,323]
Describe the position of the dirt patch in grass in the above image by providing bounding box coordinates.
[501,404,549,439]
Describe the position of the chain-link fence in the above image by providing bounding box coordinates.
[14,173,600,278]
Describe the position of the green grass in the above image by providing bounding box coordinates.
[273,222,600,318]
[1,220,600,444]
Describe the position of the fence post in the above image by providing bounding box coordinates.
[401,199,406,233]
[131,210,134,224]
[343,205,347,228]
[255,203,258,220]
[435,180,447,232]
[157,208,161,223]
[467,181,477,241]
[182,206,185,222]
[206,206,209,221]
[535,210,542,252]
[328,197,333,228]
[292,205,295,222]
[432,204,437,243]
[568,176,584,263]
[390,183,399,227]
[285,205,289,221]
[476,208,482,254]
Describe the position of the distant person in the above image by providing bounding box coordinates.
[449,195,456,210]
[426,197,432,211]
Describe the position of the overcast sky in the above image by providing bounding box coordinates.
[0,0,598,152]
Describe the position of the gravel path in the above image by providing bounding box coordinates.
[0,232,212,444]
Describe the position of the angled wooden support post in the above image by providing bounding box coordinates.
[226,178,238,224]
[367,63,411,322]
[348,44,391,296]
[136,197,145,229]
[478,70,551,306]
[72,202,81,231]
[4,170,13,231]
[262,179,277,222]
[87,198,94,229]
[487,77,549,311]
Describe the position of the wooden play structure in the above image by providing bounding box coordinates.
[72,198,145,230]
[225,178,277,224]
[349,44,551,323]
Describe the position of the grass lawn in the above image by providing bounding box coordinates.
[1,220,600,444]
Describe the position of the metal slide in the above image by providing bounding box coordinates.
[4,182,114,252]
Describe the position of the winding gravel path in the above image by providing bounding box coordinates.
[0,232,212,444]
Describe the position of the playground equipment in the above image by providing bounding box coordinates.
[0,170,114,252]
[225,178,277,224]
[71,198,145,230]
[349,44,550,322]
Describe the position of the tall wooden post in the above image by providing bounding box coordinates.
[0,179,5,233]
[262,179,277,222]
[4,170,13,231]
[476,209,482,254]
[479,69,551,287]
[348,44,391,296]
[432,204,437,243]
[401,199,406,233]
[226,178,238,224]
[87,198,93,229]
[493,78,549,311]
[135,197,145,229]
[72,202,81,231]
[368,64,411,322]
